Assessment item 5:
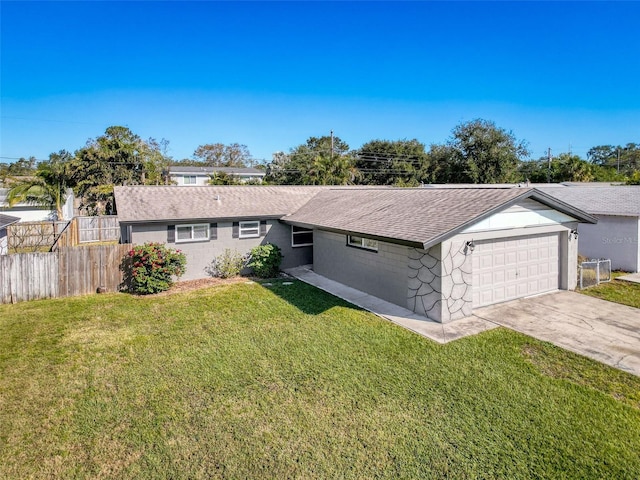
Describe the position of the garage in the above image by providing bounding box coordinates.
[472,233,560,308]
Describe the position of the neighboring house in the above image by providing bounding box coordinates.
[538,186,640,272]
[169,166,266,185]
[115,185,595,323]
[0,213,20,255]
[0,187,75,222]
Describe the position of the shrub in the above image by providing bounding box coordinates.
[121,242,187,294]
[247,243,282,278]
[206,249,247,278]
[626,171,640,185]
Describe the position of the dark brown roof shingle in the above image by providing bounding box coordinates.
[284,188,533,247]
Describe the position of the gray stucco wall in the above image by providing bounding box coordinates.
[564,229,579,291]
[577,215,639,272]
[408,240,473,323]
[129,220,312,280]
[313,230,409,307]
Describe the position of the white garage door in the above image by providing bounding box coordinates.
[472,233,559,308]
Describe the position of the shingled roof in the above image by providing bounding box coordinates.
[115,185,596,248]
[537,186,640,217]
[284,187,595,249]
[0,213,20,229]
[114,185,334,223]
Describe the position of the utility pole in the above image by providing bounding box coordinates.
[547,147,552,183]
[330,130,334,161]
[617,147,621,174]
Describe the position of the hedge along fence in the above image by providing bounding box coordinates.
[0,244,132,304]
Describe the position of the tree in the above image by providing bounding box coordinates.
[587,143,640,177]
[590,165,627,182]
[266,135,359,185]
[208,171,240,185]
[5,150,74,219]
[72,126,170,214]
[305,152,360,185]
[265,151,292,184]
[193,143,225,166]
[626,171,640,185]
[520,153,597,183]
[587,145,617,167]
[0,156,37,182]
[193,143,252,167]
[433,119,529,184]
[355,139,431,186]
[554,154,595,182]
[620,143,640,175]
[426,144,459,184]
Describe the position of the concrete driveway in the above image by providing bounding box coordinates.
[473,291,640,376]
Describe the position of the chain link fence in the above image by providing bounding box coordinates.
[579,259,612,289]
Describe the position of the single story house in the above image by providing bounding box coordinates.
[0,213,20,255]
[114,186,331,279]
[169,166,266,185]
[538,186,640,272]
[114,185,596,323]
[0,187,75,222]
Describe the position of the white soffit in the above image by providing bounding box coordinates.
[462,199,577,233]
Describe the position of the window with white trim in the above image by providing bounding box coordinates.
[176,223,209,243]
[239,221,260,238]
[183,175,197,185]
[347,235,378,251]
[291,226,313,247]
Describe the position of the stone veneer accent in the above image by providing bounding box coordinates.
[407,240,473,323]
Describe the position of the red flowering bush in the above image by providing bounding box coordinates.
[121,243,187,294]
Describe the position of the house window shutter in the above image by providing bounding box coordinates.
[167,225,176,243]
[260,220,267,236]
[232,222,239,238]
[210,223,217,240]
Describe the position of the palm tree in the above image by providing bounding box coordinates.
[305,154,361,185]
[6,151,74,220]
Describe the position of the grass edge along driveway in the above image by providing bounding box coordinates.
[1,280,639,479]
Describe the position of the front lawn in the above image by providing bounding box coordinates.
[1,280,639,479]
[579,272,640,308]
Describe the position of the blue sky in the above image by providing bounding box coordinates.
[1,1,639,164]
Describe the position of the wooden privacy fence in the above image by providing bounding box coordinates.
[77,216,120,243]
[0,244,132,304]
[7,216,121,253]
[52,216,121,250]
[0,252,59,303]
[7,221,69,252]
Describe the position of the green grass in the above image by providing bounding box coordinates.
[1,280,640,479]
[579,271,640,308]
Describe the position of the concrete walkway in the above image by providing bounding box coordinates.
[474,291,640,376]
[618,272,640,284]
[285,266,498,344]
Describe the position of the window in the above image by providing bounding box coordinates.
[176,224,209,243]
[183,175,197,185]
[239,221,260,238]
[292,226,313,247]
[347,235,378,251]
